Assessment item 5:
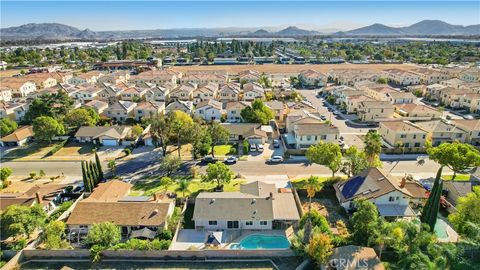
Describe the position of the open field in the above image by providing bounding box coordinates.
[170,63,418,74]
[0,69,26,78]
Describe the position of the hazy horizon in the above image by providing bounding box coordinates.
[1,1,479,31]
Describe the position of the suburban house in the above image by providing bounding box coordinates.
[220,123,268,144]
[165,100,193,114]
[97,84,125,104]
[0,102,28,121]
[121,86,148,102]
[299,69,327,88]
[412,68,451,84]
[330,69,380,86]
[329,245,384,270]
[192,181,300,230]
[459,69,480,82]
[383,69,420,86]
[385,91,416,104]
[75,126,135,146]
[67,71,104,85]
[290,122,340,150]
[0,184,69,212]
[134,101,165,121]
[170,83,196,101]
[286,100,316,113]
[192,82,219,104]
[0,78,37,97]
[0,87,12,102]
[394,104,441,119]
[357,101,394,122]
[96,71,130,85]
[451,119,480,146]
[425,83,446,100]
[105,100,137,122]
[379,121,428,149]
[84,100,109,114]
[242,82,265,101]
[180,73,227,85]
[346,95,375,114]
[130,70,180,85]
[238,70,261,83]
[194,99,223,122]
[440,78,468,89]
[265,101,287,123]
[145,86,171,102]
[334,167,427,217]
[416,120,467,146]
[218,83,241,103]
[225,101,250,123]
[443,180,477,208]
[459,93,480,113]
[66,180,175,240]
[23,73,58,88]
[0,125,34,147]
[73,86,103,104]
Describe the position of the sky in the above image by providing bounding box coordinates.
[1,1,479,31]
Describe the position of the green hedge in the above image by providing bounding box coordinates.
[45,140,68,157]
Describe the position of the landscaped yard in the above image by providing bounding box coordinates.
[131,177,245,198]
[442,174,471,181]
[211,144,234,156]
[51,142,95,156]
[2,142,55,159]
[2,141,95,160]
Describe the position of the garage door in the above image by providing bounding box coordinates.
[102,139,118,146]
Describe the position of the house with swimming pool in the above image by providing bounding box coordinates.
[192,181,301,230]
[334,167,427,217]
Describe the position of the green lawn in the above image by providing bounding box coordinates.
[442,174,471,181]
[211,144,234,156]
[3,142,55,158]
[132,177,245,198]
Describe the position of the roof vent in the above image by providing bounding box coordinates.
[210,198,216,204]
[251,199,256,204]
[378,177,385,181]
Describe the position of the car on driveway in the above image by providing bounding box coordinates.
[224,156,238,164]
[202,156,218,164]
[257,144,264,152]
[267,156,284,163]
[249,144,257,152]
[320,115,327,121]
[273,139,280,148]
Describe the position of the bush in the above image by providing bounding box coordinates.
[228,146,237,155]
[46,139,68,157]
[300,209,330,233]
[242,140,249,154]
[29,172,37,179]
[123,148,131,156]
[157,230,173,241]
[47,201,73,223]
[110,238,171,251]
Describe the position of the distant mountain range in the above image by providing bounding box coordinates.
[1,20,479,41]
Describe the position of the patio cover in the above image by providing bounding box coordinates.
[205,231,223,246]
[130,227,157,239]
[376,204,416,217]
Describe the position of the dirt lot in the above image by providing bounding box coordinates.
[0,69,26,78]
[170,63,418,74]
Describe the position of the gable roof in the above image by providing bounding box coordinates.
[108,100,137,111]
[380,121,427,133]
[74,126,131,139]
[84,180,132,202]
[1,126,34,143]
[334,167,427,203]
[195,99,223,110]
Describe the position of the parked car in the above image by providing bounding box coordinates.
[249,144,257,152]
[202,156,218,164]
[273,139,280,148]
[333,111,340,116]
[267,156,284,163]
[72,184,85,194]
[320,115,327,121]
[257,144,264,152]
[224,156,238,164]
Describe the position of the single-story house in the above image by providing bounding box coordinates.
[0,126,34,147]
[66,180,175,240]
[220,123,268,144]
[74,126,135,146]
[193,181,300,230]
[334,167,427,217]
[0,183,69,212]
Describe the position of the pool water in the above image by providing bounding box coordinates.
[229,234,290,250]
[412,218,449,240]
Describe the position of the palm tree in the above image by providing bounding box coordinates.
[305,176,323,213]
[176,179,190,197]
[364,131,382,167]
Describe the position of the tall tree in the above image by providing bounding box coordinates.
[363,130,382,167]
[240,99,274,125]
[350,199,381,246]
[303,176,323,243]
[0,118,18,136]
[176,179,190,197]
[32,116,65,143]
[449,186,480,235]
[1,204,46,238]
[150,114,172,157]
[341,146,369,177]
[420,167,443,232]
[81,161,91,192]
[160,154,182,177]
[25,92,73,122]
[190,122,212,160]
[201,162,234,189]
[306,142,343,177]
[208,122,230,157]
[86,222,121,248]
[64,108,99,128]
[95,152,104,180]
[306,233,333,268]
[168,111,193,157]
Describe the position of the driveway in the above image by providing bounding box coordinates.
[97,146,125,160]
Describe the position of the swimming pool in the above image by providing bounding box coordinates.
[412,218,449,240]
[229,234,290,250]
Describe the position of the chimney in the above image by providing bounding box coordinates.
[400,176,407,189]
[35,192,42,204]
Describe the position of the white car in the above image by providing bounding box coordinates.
[224,156,238,164]
[267,156,284,163]
[250,144,257,152]
[257,144,264,152]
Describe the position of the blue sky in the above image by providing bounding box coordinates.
[1,1,479,31]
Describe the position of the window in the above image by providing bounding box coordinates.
[456,133,462,138]
[414,142,421,147]
[413,135,417,139]
[321,135,327,140]
[389,196,395,202]
[400,134,406,138]
[306,135,311,141]
[260,221,268,226]
[208,220,217,226]
[227,221,239,229]
[245,221,253,226]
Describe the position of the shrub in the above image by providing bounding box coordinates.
[300,209,330,233]
[228,146,237,155]
[46,139,68,157]
[242,140,249,154]
[157,230,173,240]
[29,172,37,179]
[47,201,73,222]
[123,148,131,156]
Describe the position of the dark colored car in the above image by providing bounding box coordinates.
[202,156,218,163]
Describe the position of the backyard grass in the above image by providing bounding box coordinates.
[132,177,245,198]
[211,144,234,156]
[51,142,95,156]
